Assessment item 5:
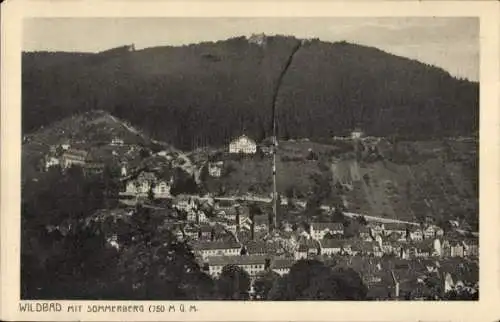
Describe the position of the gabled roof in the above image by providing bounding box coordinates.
[192,240,241,251]
[230,134,256,144]
[311,222,344,231]
[297,238,320,252]
[206,255,269,266]
[244,240,268,254]
[271,258,295,269]
[320,239,345,249]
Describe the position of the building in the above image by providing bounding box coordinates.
[423,225,444,239]
[183,225,200,241]
[44,156,60,171]
[320,239,345,256]
[243,240,269,256]
[351,128,364,140]
[271,258,294,276]
[359,226,373,241]
[310,222,344,240]
[111,137,125,146]
[60,149,88,169]
[199,224,214,241]
[123,171,172,198]
[192,241,242,260]
[351,241,381,257]
[205,255,269,278]
[408,227,424,241]
[463,238,479,258]
[449,241,465,258]
[247,33,267,46]
[367,223,385,237]
[295,239,320,260]
[383,223,408,237]
[229,135,257,154]
[208,161,224,177]
[187,210,208,224]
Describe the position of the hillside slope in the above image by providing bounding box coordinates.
[23,35,478,150]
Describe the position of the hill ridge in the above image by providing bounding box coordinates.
[23,35,478,150]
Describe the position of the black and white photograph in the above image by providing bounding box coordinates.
[18,15,481,303]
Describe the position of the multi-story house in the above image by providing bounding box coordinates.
[423,225,444,239]
[383,223,408,237]
[463,238,479,258]
[367,223,385,238]
[187,210,208,224]
[271,258,295,276]
[310,222,344,240]
[320,239,344,256]
[192,241,242,260]
[450,241,465,258]
[61,149,88,169]
[44,156,61,171]
[408,227,424,241]
[123,171,172,198]
[206,255,269,278]
[295,239,320,260]
[229,135,257,154]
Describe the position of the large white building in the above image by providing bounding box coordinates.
[229,135,257,154]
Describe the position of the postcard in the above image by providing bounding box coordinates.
[1,1,499,321]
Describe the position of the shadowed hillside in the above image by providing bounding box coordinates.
[23,35,478,150]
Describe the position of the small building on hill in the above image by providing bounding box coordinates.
[60,149,89,169]
[44,156,61,171]
[110,137,125,146]
[229,135,257,154]
[208,161,224,177]
[351,128,364,140]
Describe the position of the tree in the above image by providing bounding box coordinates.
[170,169,199,196]
[357,215,368,226]
[253,270,280,300]
[147,183,156,202]
[216,264,251,300]
[267,260,368,300]
[267,275,291,300]
[114,206,216,300]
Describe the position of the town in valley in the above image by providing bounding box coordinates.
[21,27,479,301]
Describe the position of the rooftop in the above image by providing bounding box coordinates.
[192,240,241,250]
[206,255,269,266]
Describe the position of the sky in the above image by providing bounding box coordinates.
[23,17,479,81]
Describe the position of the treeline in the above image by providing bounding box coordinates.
[23,35,478,150]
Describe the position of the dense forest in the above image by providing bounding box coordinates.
[22,35,478,151]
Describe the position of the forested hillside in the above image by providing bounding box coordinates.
[23,35,479,150]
